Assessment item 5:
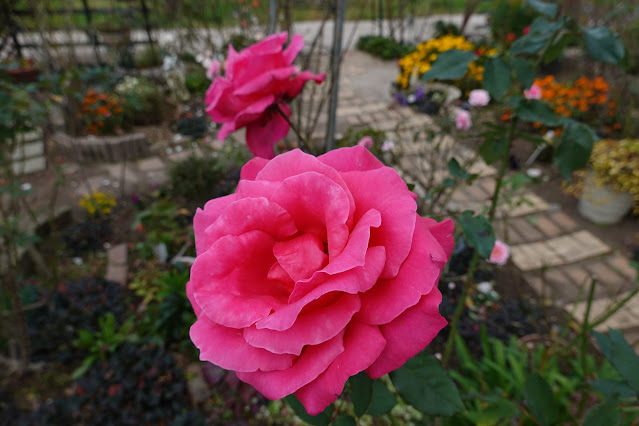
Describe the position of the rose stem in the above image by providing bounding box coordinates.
[274,103,315,156]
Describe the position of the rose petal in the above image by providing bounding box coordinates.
[255,246,386,331]
[270,171,351,258]
[422,217,455,260]
[295,320,386,415]
[192,231,287,328]
[318,145,385,172]
[240,157,270,181]
[186,281,201,318]
[234,66,297,97]
[237,329,346,400]
[282,34,304,64]
[284,70,326,99]
[204,197,297,242]
[191,319,295,372]
[255,149,356,229]
[193,194,237,255]
[340,167,417,278]
[356,217,448,325]
[289,209,381,303]
[366,290,447,378]
[273,233,328,283]
[243,293,360,355]
[245,103,290,159]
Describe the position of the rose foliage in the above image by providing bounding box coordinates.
[205,32,325,159]
[187,146,454,415]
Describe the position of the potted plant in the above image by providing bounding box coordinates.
[576,139,639,224]
[1,57,39,83]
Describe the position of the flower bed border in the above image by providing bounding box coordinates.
[53,131,149,163]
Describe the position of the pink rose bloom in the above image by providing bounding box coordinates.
[488,240,510,265]
[206,59,221,80]
[357,136,373,149]
[187,147,454,415]
[468,89,490,107]
[455,109,472,130]
[524,84,542,100]
[205,32,325,159]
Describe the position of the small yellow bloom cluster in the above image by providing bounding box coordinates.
[79,191,116,216]
[590,139,639,213]
[396,35,497,89]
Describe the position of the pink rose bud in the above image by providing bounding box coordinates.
[206,32,325,159]
[187,147,454,416]
[455,109,472,130]
[524,84,542,100]
[488,240,510,265]
[468,89,490,107]
[206,59,221,80]
[357,136,374,149]
[381,140,395,152]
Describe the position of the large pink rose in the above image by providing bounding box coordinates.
[187,147,454,415]
[205,32,325,159]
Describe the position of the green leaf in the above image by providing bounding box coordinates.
[590,379,636,399]
[334,415,357,426]
[515,99,560,126]
[593,329,639,393]
[368,380,397,416]
[584,401,622,426]
[284,395,332,426]
[389,352,463,416]
[458,211,495,259]
[474,399,520,425]
[554,119,598,179]
[526,0,558,18]
[542,32,575,64]
[510,18,563,55]
[523,373,559,426]
[483,57,511,100]
[583,26,626,64]
[448,158,477,181]
[511,58,536,89]
[349,372,372,417]
[421,49,476,81]
[479,137,508,165]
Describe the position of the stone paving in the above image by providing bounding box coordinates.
[27,37,638,350]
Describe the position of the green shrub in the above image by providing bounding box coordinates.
[169,154,226,203]
[185,67,210,95]
[115,76,164,125]
[135,46,163,68]
[356,35,415,60]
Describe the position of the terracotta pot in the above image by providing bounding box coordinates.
[578,172,633,225]
[7,68,39,83]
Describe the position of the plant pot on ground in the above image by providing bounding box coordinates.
[572,139,639,225]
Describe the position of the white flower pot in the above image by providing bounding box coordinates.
[578,173,634,225]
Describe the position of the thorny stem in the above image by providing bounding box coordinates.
[274,103,315,156]
[442,118,518,366]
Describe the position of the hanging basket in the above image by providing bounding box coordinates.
[578,173,634,225]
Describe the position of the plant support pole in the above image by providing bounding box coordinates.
[269,0,277,34]
[325,0,346,153]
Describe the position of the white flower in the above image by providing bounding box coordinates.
[477,281,493,294]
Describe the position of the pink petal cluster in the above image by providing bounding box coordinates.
[488,240,510,265]
[205,32,325,159]
[468,89,490,107]
[188,147,454,415]
[524,84,542,100]
[357,136,374,149]
[455,109,472,130]
[206,59,221,80]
